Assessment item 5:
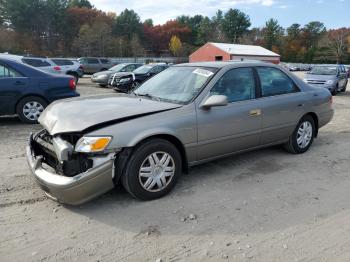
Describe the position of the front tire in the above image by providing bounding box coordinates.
[121,139,182,200]
[284,115,315,154]
[17,96,47,124]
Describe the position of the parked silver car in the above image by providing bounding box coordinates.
[26,62,334,205]
[91,63,143,87]
[304,65,348,95]
[78,57,112,74]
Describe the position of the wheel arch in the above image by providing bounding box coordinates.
[114,133,189,185]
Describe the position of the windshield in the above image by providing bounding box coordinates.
[310,66,337,75]
[109,64,127,71]
[134,66,217,104]
[133,65,153,74]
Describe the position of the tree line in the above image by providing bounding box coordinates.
[0,0,349,63]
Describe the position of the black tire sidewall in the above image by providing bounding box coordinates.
[17,96,48,124]
[123,139,182,200]
[291,116,315,154]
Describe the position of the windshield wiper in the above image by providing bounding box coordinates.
[134,93,161,101]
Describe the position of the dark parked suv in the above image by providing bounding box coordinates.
[0,58,79,123]
[78,57,112,74]
[109,63,169,92]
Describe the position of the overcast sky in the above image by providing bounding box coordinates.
[89,0,349,29]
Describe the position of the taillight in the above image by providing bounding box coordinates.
[53,66,61,71]
[69,79,76,90]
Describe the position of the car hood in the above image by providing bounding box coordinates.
[305,74,336,81]
[39,94,181,135]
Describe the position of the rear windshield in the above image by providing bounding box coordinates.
[22,58,51,67]
[52,59,74,66]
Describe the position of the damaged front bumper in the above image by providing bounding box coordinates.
[26,132,116,205]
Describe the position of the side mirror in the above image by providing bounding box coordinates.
[200,95,228,109]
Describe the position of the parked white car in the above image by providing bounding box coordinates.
[50,58,84,83]
[0,53,64,75]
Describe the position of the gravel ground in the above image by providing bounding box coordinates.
[1,73,350,262]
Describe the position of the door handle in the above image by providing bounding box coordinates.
[249,109,262,117]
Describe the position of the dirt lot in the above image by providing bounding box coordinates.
[1,73,350,262]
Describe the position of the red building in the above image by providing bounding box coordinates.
[190,42,280,64]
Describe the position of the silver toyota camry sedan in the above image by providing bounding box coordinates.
[26,61,334,205]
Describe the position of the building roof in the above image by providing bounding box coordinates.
[209,42,280,57]
[176,60,272,69]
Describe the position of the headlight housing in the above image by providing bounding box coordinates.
[75,136,112,153]
[326,80,334,85]
[119,77,131,83]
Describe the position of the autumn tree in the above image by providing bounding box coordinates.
[68,0,92,9]
[321,28,350,63]
[169,35,182,57]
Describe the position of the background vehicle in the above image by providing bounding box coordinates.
[91,63,143,87]
[0,54,63,75]
[109,63,169,92]
[51,58,84,83]
[27,61,333,204]
[78,57,112,74]
[0,58,79,123]
[304,64,348,95]
[345,65,350,78]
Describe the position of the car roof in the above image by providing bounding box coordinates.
[175,61,274,68]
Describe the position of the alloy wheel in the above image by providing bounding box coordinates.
[296,121,313,149]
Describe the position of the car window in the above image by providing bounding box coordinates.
[151,66,167,74]
[87,58,99,64]
[22,58,51,67]
[257,67,297,97]
[125,65,135,71]
[0,64,23,78]
[100,59,110,64]
[52,59,74,66]
[210,67,255,103]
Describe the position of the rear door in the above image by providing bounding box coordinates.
[0,62,28,115]
[255,66,306,145]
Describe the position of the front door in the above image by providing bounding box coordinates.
[196,67,262,161]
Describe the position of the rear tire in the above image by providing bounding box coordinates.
[17,96,47,124]
[284,115,315,154]
[341,81,348,92]
[99,84,108,88]
[121,139,182,200]
[331,85,338,96]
